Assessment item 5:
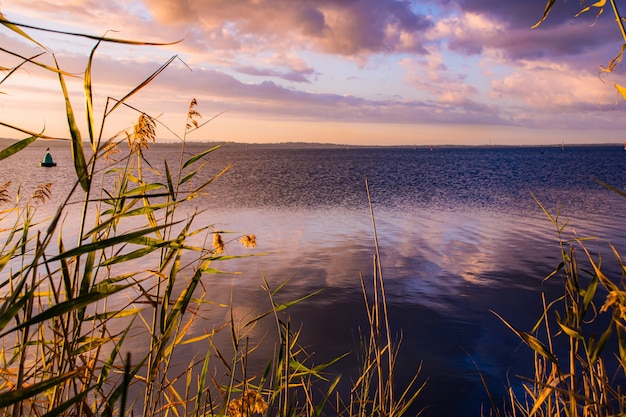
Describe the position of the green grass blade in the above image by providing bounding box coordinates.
[54,55,89,192]
[0,136,36,161]
[101,245,160,266]
[85,40,101,150]
[0,283,133,338]
[48,223,173,262]
[193,347,212,417]
[312,376,342,417]
[492,310,559,364]
[590,324,613,365]
[182,144,222,169]
[0,285,37,333]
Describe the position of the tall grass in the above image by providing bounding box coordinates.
[0,12,423,417]
[492,193,626,417]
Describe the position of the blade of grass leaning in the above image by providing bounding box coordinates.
[193,347,212,417]
[0,368,82,408]
[106,55,178,116]
[531,0,557,28]
[182,144,223,169]
[0,136,36,161]
[492,310,559,365]
[54,55,89,192]
[48,223,174,262]
[311,375,342,417]
[0,285,37,333]
[0,15,181,46]
[40,386,97,417]
[0,52,45,86]
[0,283,134,338]
[0,121,60,141]
[0,46,75,78]
[0,12,45,48]
[589,323,613,365]
[85,40,101,151]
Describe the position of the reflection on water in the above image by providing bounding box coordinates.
[2,143,626,415]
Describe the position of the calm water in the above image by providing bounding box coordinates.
[3,143,626,416]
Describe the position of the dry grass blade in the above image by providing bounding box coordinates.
[0,46,74,76]
[106,55,180,116]
[0,52,45,85]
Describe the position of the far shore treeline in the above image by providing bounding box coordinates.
[0,137,621,151]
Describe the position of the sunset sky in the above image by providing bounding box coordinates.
[1,0,625,146]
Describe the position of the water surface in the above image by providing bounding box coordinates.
[3,143,626,416]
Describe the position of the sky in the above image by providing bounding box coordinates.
[1,0,626,146]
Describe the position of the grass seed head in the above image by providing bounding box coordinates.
[128,113,156,155]
[240,234,256,248]
[227,391,268,417]
[213,232,225,254]
[0,182,11,204]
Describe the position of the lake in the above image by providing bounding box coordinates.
[3,142,626,416]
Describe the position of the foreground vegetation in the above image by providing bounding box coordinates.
[0,12,423,417]
[2,2,626,416]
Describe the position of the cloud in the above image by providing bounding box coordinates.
[2,0,626,143]
[141,0,434,56]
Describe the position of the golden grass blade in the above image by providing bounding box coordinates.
[0,121,61,140]
[85,308,143,321]
[184,111,226,136]
[528,382,556,417]
[0,12,45,49]
[186,163,233,197]
[614,82,626,101]
[0,52,45,85]
[0,15,181,47]
[311,375,342,417]
[54,55,90,192]
[0,46,74,77]
[0,368,82,408]
[575,0,607,19]
[531,0,557,28]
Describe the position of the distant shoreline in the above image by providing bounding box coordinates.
[0,137,621,150]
